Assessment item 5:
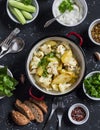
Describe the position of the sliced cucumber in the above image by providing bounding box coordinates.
[21,11,33,20]
[9,6,26,25]
[9,0,36,13]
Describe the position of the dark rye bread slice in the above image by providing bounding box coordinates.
[29,97,48,113]
[15,99,34,121]
[11,110,30,125]
[24,100,44,123]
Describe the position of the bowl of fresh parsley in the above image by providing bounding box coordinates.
[0,65,18,99]
[83,71,100,100]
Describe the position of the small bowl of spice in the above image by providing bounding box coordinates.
[88,19,100,45]
[68,103,89,125]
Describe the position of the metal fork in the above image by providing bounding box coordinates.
[48,98,58,121]
[56,99,64,130]
[0,28,20,55]
[42,97,58,130]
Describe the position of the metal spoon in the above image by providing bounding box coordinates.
[44,14,63,28]
[0,37,25,58]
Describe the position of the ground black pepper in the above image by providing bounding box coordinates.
[71,107,86,121]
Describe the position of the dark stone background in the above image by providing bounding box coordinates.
[0,0,100,130]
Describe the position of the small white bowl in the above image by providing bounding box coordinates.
[68,103,89,125]
[0,65,13,99]
[52,0,88,27]
[83,71,100,100]
[88,19,100,45]
[6,0,39,24]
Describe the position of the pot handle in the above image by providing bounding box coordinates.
[66,32,83,46]
[29,87,44,101]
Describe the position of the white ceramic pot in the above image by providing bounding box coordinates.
[26,34,86,96]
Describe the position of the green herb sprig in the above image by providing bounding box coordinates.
[59,0,74,13]
[84,73,100,98]
[0,67,18,97]
[38,52,55,77]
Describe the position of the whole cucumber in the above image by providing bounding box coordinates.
[9,6,26,24]
[21,11,33,20]
[9,0,36,13]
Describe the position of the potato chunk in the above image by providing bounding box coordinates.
[45,40,57,46]
[37,66,43,76]
[61,50,72,64]
[52,73,72,84]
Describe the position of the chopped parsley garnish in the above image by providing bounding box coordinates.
[59,0,74,13]
[38,52,55,77]
[47,52,55,58]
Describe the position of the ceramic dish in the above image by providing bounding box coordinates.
[83,71,100,100]
[6,0,39,24]
[26,36,86,96]
[52,0,88,27]
[68,103,89,125]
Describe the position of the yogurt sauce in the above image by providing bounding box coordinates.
[54,0,83,26]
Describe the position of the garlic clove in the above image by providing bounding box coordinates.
[94,52,100,61]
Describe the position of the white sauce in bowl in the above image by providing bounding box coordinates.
[53,0,83,26]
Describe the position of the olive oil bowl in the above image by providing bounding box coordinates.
[6,0,39,25]
[83,71,100,101]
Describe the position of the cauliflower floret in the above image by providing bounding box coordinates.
[30,68,37,74]
[51,84,59,91]
[34,51,44,59]
[39,75,52,87]
[47,61,59,76]
[57,45,66,55]
[64,57,78,71]
[40,44,51,55]
[30,56,40,69]
[59,83,71,92]
[68,57,77,66]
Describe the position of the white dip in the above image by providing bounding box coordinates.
[53,0,83,26]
